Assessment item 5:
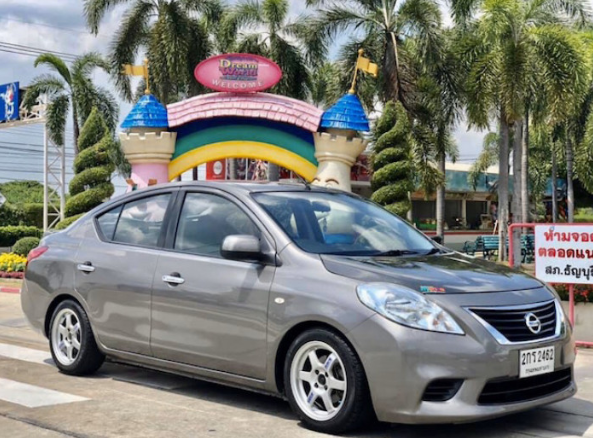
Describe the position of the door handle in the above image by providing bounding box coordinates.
[162,273,185,285]
[77,262,95,273]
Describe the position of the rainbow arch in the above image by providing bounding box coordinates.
[166,93,323,181]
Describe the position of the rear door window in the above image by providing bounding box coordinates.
[111,194,171,248]
[96,205,122,240]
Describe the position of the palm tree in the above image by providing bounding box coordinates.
[457,0,589,263]
[226,0,324,101]
[23,53,118,155]
[308,0,442,106]
[84,0,221,104]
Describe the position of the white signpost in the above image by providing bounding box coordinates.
[534,224,593,285]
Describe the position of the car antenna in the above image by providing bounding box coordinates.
[296,175,312,190]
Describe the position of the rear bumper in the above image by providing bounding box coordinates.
[348,313,576,424]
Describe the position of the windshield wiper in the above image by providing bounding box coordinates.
[370,249,420,257]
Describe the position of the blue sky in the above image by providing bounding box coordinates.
[0,0,485,193]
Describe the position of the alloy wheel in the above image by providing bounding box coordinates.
[51,308,82,366]
[290,341,348,421]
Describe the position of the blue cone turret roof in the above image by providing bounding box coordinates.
[320,93,370,132]
[121,94,169,129]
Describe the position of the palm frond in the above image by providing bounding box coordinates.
[263,0,289,32]
[33,54,72,85]
[84,0,130,34]
[468,131,499,188]
[110,0,153,101]
[72,52,110,79]
[46,94,70,147]
[312,6,372,39]
[22,75,66,108]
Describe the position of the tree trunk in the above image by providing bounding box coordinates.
[72,105,80,156]
[498,116,510,262]
[521,112,529,224]
[436,150,446,244]
[566,137,575,223]
[511,120,523,268]
[383,32,401,102]
[552,147,558,223]
[268,163,280,182]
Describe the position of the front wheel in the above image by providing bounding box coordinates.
[49,300,105,375]
[284,328,373,434]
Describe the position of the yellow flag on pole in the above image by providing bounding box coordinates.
[349,49,378,94]
[122,64,146,76]
[122,59,150,94]
[356,55,378,77]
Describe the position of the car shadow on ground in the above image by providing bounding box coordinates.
[88,361,593,437]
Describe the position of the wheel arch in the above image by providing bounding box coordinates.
[44,294,85,337]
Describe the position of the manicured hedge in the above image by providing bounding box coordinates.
[370,101,414,217]
[55,213,85,230]
[0,226,42,247]
[12,237,40,257]
[65,182,114,217]
[65,108,115,219]
[0,202,43,228]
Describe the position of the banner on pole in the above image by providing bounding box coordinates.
[0,82,19,122]
[534,224,593,284]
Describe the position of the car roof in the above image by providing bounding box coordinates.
[128,181,347,196]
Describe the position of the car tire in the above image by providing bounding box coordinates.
[49,300,105,375]
[284,328,374,434]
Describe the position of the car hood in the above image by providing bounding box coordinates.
[320,252,543,294]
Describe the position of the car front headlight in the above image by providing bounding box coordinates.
[356,282,464,335]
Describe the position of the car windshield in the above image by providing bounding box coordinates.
[253,191,436,256]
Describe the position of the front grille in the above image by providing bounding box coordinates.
[422,379,463,402]
[478,368,572,405]
[469,300,558,343]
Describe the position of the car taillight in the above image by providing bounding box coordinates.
[26,246,48,267]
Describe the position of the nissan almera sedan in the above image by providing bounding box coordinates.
[22,182,575,434]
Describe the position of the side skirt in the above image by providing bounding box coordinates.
[100,347,283,399]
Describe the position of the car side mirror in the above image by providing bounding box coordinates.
[221,235,264,262]
[431,235,443,245]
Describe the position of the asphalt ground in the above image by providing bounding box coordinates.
[1,292,592,438]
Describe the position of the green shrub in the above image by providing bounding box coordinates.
[21,203,44,228]
[12,237,40,256]
[0,204,23,226]
[0,226,42,247]
[55,213,85,230]
[575,208,593,223]
[0,181,43,204]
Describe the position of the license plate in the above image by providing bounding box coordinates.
[519,346,555,378]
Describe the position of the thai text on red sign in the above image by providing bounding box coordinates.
[534,224,593,285]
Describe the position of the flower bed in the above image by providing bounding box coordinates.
[554,284,593,303]
[0,253,27,279]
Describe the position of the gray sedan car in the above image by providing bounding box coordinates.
[22,182,575,434]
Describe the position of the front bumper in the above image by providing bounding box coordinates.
[348,304,576,424]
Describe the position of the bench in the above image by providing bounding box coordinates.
[463,234,535,262]
[462,235,499,259]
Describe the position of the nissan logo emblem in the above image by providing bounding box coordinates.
[525,312,542,334]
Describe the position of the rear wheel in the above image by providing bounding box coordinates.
[49,300,104,375]
[284,328,373,434]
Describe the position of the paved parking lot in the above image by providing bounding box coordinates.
[1,292,593,438]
